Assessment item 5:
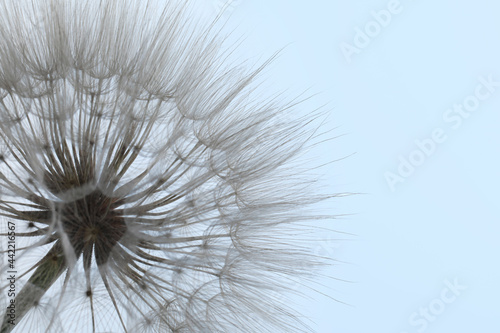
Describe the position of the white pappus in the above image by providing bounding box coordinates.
[0,1,339,332]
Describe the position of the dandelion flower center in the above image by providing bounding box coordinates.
[58,189,127,265]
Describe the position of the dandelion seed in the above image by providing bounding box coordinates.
[0,0,336,332]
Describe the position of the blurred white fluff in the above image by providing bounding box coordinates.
[0,0,334,332]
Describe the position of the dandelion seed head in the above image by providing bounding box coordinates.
[0,0,335,332]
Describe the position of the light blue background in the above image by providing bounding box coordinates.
[203,0,500,332]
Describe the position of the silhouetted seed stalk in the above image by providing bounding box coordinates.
[0,0,337,332]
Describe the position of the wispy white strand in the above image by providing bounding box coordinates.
[0,1,339,332]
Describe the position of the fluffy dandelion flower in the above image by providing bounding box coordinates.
[0,0,334,332]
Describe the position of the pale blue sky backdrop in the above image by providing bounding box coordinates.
[201,1,500,332]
